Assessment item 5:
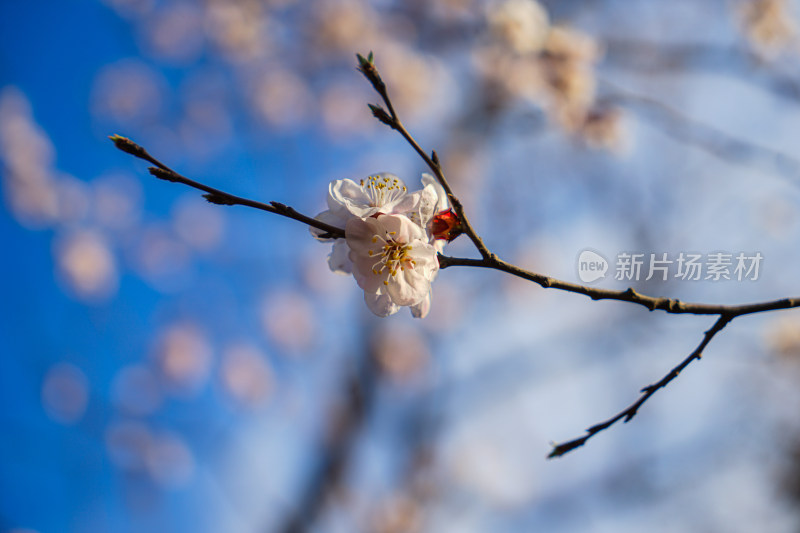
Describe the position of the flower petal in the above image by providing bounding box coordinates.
[376,214,425,244]
[422,172,449,212]
[345,217,382,255]
[407,242,439,278]
[351,257,388,292]
[328,179,366,212]
[328,240,352,274]
[387,268,429,306]
[329,178,383,218]
[388,189,422,216]
[365,288,400,317]
[409,291,431,318]
[309,209,348,241]
[415,184,440,227]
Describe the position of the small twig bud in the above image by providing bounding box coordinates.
[203,193,236,205]
[548,438,586,459]
[356,51,385,92]
[368,104,394,127]
[148,166,180,183]
[108,134,145,158]
[356,51,374,68]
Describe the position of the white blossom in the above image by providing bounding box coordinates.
[345,214,438,317]
[311,173,417,239]
[311,172,453,318]
[310,173,420,274]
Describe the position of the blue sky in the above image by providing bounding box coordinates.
[3,1,800,532]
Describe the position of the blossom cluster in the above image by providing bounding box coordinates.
[738,0,797,58]
[310,173,460,318]
[478,0,623,149]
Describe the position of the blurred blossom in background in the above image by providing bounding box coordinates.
[3,0,800,532]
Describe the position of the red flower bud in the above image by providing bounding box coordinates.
[430,208,463,242]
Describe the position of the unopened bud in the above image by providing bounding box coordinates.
[368,104,394,127]
[430,208,463,242]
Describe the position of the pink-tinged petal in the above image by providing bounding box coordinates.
[351,256,388,292]
[387,270,429,306]
[409,291,431,318]
[327,240,352,274]
[406,242,439,277]
[376,214,425,244]
[402,263,432,295]
[350,259,369,287]
[344,217,382,255]
[374,213,403,236]
[364,288,400,317]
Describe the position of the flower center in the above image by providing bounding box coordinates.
[367,232,416,284]
[359,175,407,208]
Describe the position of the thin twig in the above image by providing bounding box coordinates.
[438,254,800,316]
[108,135,346,240]
[111,135,800,318]
[356,52,493,260]
[548,315,733,458]
[440,249,798,457]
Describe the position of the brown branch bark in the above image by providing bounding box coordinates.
[548,315,733,458]
[357,53,493,260]
[438,254,800,317]
[109,135,346,240]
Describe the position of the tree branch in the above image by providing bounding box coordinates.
[439,251,798,458]
[356,52,493,260]
[438,254,800,316]
[548,315,733,458]
[108,135,346,240]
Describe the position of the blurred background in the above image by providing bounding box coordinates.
[4,0,800,531]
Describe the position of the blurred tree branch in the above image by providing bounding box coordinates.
[277,330,378,533]
[598,80,800,186]
[604,38,800,103]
